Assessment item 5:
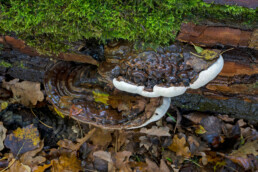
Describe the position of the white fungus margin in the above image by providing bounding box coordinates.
[113,55,224,97]
[128,97,171,129]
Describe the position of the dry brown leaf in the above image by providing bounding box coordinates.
[57,128,95,151]
[90,128,112,147]
[183,113,207,124]
[51,151,82,172]
[0,122,7,151]
[2,79,44,106]
[33,163,52,172]
[93,151,112,163]
[160,159,170,172]
[6,159,31,172]
[146,158,159,172]
[139,136,152,150]
[230,140,258,158]
[140,126,171,137]
[115,151,132,169]
[20,141,46,170]
[168,135,191,158]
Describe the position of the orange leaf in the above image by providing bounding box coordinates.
[168,135,191,158]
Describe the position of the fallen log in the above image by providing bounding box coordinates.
[0,39,257,121]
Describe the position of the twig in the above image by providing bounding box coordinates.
[30,108,53,129]
[0,142,25,172]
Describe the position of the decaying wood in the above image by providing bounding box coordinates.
[0,35,257,121]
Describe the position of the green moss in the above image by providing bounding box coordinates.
[0,0,256,55]
[0,60,12,68]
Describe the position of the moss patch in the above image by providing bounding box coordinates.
[0,60,12,68]
[0,0,256,54]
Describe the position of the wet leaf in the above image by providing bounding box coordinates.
[92,90,109,105]
[168,135,191,158]
[51,151,82,172]
[4,124,40,156]
[2,79,44,106]
[140,126,171,137]
[0,122,7,151]
[195,125,207,134]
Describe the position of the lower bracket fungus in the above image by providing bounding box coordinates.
[44,62,170,129]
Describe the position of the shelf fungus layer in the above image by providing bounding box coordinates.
[102,42,224,97]
[44,61,170,129]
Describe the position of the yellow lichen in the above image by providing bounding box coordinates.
[13,126,40,146]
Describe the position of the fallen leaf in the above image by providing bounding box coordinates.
[183,113,207,124]
[168,135,191,158]
[90,128,112,147]
[69,104,83,117]
[1,101,8,111]
[3,79,44,106]
[140,126,171,137]
[159,159,170,172]
[92,90,109,105]
[139,136,152,150]
[200,49,220,60]
[20,141,46,170]
[115,151,132,169]
[6,159,31,172]
[193,44,204,54]
[57,128,95,151]
[0,122,7,151]
[51,151,82,172]
[4,125,40,156]
[93,151,112,163]
[33,163,52,172]
[195,125,207,134]
[146,158,159,172]
[230,140,258,158]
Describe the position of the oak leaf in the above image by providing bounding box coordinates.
[168,135,191,158]
[2,79,44,106]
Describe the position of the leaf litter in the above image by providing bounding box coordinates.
[0,87,257,171]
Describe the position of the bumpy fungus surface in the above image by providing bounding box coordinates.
[44,61,170,129]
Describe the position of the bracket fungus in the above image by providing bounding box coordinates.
[103,42,224,98]
[44,42,224,129]
[44,62,170,129]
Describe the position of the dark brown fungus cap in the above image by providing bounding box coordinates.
[44,61,170,129]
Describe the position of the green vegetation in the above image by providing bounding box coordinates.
[0,60,12,68]
[0,0,256,54]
